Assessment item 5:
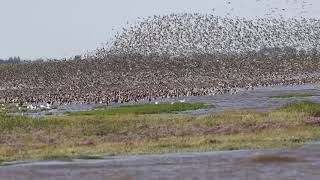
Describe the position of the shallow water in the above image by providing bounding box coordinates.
[180,83,320,115]
[14,83,320,118]
[1,142,320,180]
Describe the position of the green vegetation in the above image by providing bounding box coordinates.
[42,155,73,161]
[45,112,53,116]
[270,92,317,99]
[67,103,214,116]
[0,101,320,163]
[0,104,19,113]
[279,101,320,117]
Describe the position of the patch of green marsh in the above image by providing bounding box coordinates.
[279,101,320,117]
[1,101,320,163]
[67,103,214,116]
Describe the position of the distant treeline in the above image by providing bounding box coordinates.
[0,55,83,64]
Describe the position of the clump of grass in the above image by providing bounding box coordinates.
[67,103,214,116]
[279,101,320,117]
[76,155,104,160]
[245,154,298,163]
[270,93,317,99]
[0,113,71,131]
[42,155,73,161]
[0,104,18,113]
[45,112,53,116]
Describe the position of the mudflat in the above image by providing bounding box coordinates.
[1,142,320,180]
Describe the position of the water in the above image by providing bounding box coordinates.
[1,142,320,180]
[14,83,320,118]
[179,83,320,115]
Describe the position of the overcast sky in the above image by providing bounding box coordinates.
[0,0,319,59]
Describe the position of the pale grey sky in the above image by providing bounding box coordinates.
[0,0,319,59]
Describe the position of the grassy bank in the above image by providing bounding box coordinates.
[1,101,320,163]
[270,92,317,99]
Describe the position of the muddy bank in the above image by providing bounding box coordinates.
[1,142,320,180]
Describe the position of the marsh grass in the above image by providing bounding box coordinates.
[279,101,320,117]
[270,93,317,99]
[42,155,73,161]
[0,104,20,113]
[67,103,214,116]
[1,102,320,163]
[45,112,53,116]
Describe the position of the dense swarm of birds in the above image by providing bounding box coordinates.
[101,14,320,56]
[0,13,320,108]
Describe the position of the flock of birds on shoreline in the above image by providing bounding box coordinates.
[1,13,320,109]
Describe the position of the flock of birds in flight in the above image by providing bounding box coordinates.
[0,0,320,110]
[95,14,320,57]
